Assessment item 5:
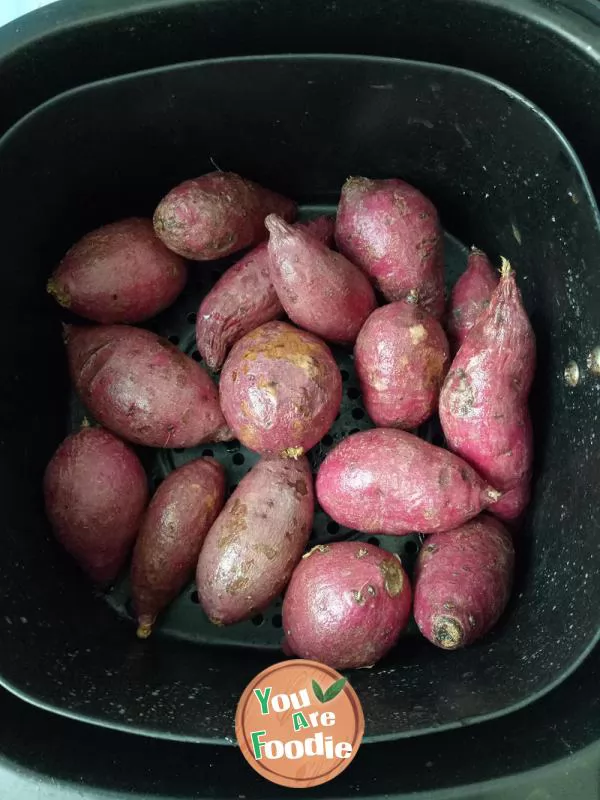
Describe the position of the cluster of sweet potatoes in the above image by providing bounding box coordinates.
[43,169,535,669]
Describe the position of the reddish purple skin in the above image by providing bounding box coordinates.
[266,214,376,344]
[196,216,334,370]
[196,457,314,625]
[414,514,514,649]
[355,299,449,429]
[316,428,500,536]
[439,263,535,520]
[283,542,412,669]
[153,171,296,260]
[447,248,498,352]
[43,427,148,584]
[47,218,188,324]
[335,177,445,318]
[66,324,232,448]
[219,321,342,456]
[131,457,226,636]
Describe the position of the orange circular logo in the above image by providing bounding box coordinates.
[235,659,364,788]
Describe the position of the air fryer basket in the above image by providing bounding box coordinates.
[0,54,598,743]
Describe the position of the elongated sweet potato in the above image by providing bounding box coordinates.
[266,214,376,344]
[335,177,445,318]
[355,296,449,428]
[282,542,412,669]
[196,216,334,370]
[66,324,231,448]
[219,321,341,456]
[414,514,514,649]
[316,428,500,535]
[131,457,226,638]
[196,457,313,625]
[43,426,148,584]
[153,171,296,260]
[439,259,535,520]
[47,218,188,324]
[447,247,498,352]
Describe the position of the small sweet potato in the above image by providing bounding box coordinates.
[447,247,498,352]
[196,456,313,625]
[196,216,334,370]
[219,321,342,456]
[153,171,296,260]
[66,324,231,448]
[414,514,514,649]
[43,426,148,584]
[355,296,449,429]
[439,259,535,520]
[266,214,376,344]
[316,428,500,535]
[282,542,412,669]
[47,218,188,324]
[335,177,445,318]
[131,457,226,638]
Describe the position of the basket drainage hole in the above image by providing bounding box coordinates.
[352,408,365,420]
[202,448,214,457]
[321,434,333,447]
[192,350,202,362]
[190,591,199,604]
[340,369,349,382]
[404,540,418,555]
[233,452,245,466]
[367,537,380,547]
[168,334,180,346]
[272,613,283,629]
[327,521,340,534]
[252,614,264,626]
[187,312,197,325]
[347,387,360,400]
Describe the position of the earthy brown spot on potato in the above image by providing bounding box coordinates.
[47,278,71,308]
[433,616,464,649]
[287,479,308,497]
[356,548,368,559]
[231,370,238,382]
[422,347,448,389]
[438,468,451,488]
[242,330,323,378]
[257,377,278,397]
[379,558,404,597]
[302,544,330,559]
[443,601,456,611]
[256,543,279,561]
[417,234,440,263]
[425,543,438,554]
[448,369,475,417]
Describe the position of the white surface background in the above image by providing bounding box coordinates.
[0,0,59,29]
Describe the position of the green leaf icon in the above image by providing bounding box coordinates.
[312,679,325,703]
[323,677,347,702]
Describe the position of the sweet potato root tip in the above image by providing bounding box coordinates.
[433,615,464,649]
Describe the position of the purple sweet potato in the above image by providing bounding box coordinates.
[196,216,334,370]
[196,457,314,625]
[355,296,449,429]
[66,324,231,448]
[131,457,225,638]
[439,258,535,521]
[219,321,342,456]
[414,514,514,649]
[47,218,188,324]
[153,171,296,260]
[335,177,445,318]
[316,428,500,536]
[43,426,148,584]
[447,247,498,352]
[282,542,412,669]
[266,214,376,344]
